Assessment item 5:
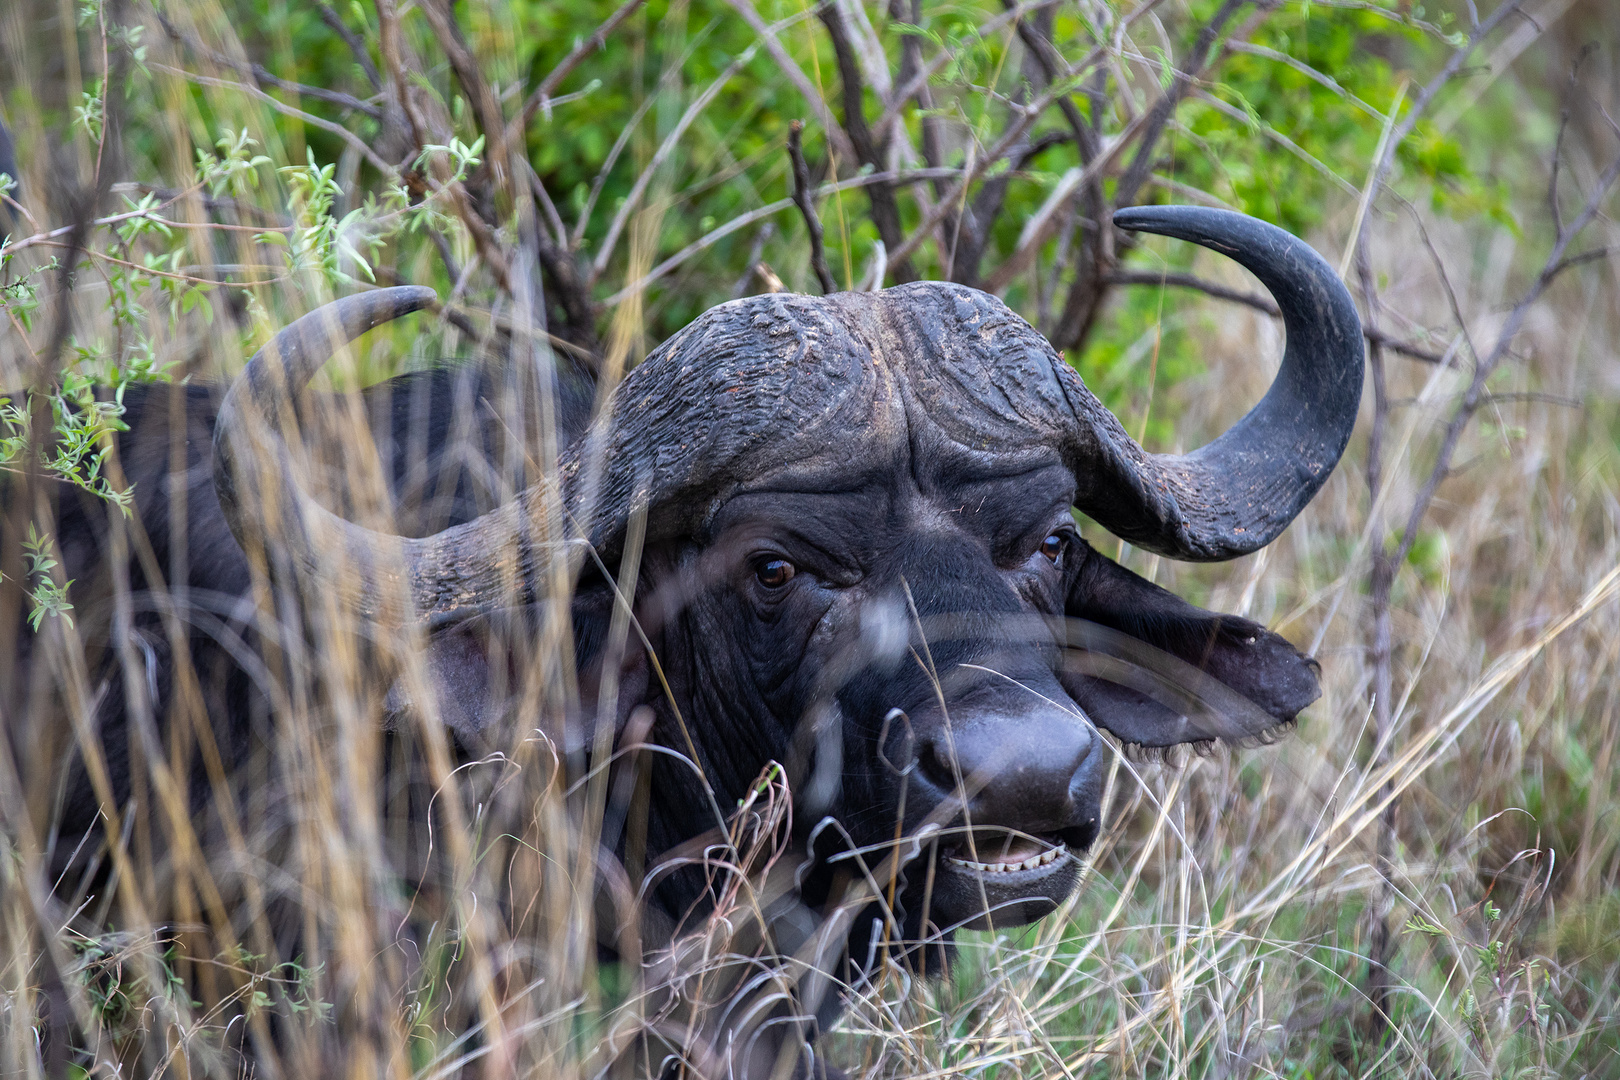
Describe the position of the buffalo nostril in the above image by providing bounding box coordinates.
[916,735,967,795]
[909,708,1099,837]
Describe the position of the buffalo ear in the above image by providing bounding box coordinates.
[382,592,644,751]
[1059,540,1320,751]
[384,617,501,746]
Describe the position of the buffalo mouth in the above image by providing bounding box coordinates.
[928,829,1088,931]
[944,833,1068,875]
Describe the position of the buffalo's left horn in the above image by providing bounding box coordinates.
[1073,206,1363,561]
[214,287,566,622]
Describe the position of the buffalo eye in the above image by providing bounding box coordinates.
[755,558,796,588]
[1039,534,1068,566]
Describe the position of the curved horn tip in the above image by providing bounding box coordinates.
[213,282,442,578]
[340,284,440,327]
[290,284,440,335]
[376,283,440,312]
[244,285,440,376]
[1112,205,1288,250]
[1085,205,1364,562]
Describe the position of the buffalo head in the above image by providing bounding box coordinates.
[212,205,1360,1017]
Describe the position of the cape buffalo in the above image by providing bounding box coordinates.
[11,206,1361,1077]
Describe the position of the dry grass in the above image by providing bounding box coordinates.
[4,1,1620,1078]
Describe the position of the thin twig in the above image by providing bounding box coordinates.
[820,3,910,281]
[1388,390,1583,409]
[588,29,784,280]
[510,0,647,142]
[874,0,1089,147]
[314,1,382,90]
[525,162,599,355]
[1107,270,1452,364]
[413,0,510,196]
[1392,148,1620,572]
[1107,270,1278,315]
[568,30,706,249]
[1404,196,1482,367]
[1227,40,1384,119]
[1192,90,1361,199]
[883,0,1168,273]
[108,182,290,226]
[1547,245,1613,279]
[153,65,395,174]
[1346,0,1528,268]
[788,122,836,295]
[1,186,201,255]
[1362,327,1451,366]
[38,242,287,288]
[603,167,959,306]
[1114,0,1248,208]
[720,0,858,165]
[425,297,597,361]
[155,11,381,118]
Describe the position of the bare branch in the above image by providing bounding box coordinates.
[155,10,382,118]
[1363,327,1453,366]
[151,65,394,174]
[1107,270,1452,363]
[1346,0,1529,272]
[979,118,1147,296]
[886,0,952,262]
[1403,196,1482,366]
[1005,0,1101,154]
[1191,90,1361,199]
[789,121,836,295]
[883,0,1164,290]
[1390,146,1620,572]
[422,295,597,362]
[589,37,776,281]
[941,4,1092,288]
[820,2,911,282]
[1426,390,1583,408]
[510,0,648,146]
[1107,269,1277,315]
[525,164,598,355]
[603,167,959,307]
[422,223,462,286]
[721,0,858,165]
[571,69,666,248]
[373,0,416,136]
[1549,101,1570,236]
[1547,246,1614,279]
[107,182,291,226]
[413,0,511,195]
[873,0,1091,147]
[314,1,382,91]
[1227,40,1383,119]
[1113,0,1247,208]
[2,186,204,255]
[527,163,568,253]
[1143,171,1239,208]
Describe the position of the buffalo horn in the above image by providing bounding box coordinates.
[1078,206,1363,561]
[213,287,566,622]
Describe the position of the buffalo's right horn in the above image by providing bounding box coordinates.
[213,287,570,623]
[1072,206,1364,561]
